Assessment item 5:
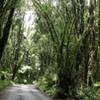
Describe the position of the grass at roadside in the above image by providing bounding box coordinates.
[0,80,12,91]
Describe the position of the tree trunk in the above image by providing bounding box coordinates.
[87,0,97,87]
[0,7,15,61]
[11,23,23,80]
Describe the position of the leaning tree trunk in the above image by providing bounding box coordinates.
[0,7,15,62]
[12,23,23,80]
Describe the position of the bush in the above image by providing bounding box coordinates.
[34,76,58,96]
[79,85,100,100]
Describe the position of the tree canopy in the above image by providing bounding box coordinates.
[0,0,100,99]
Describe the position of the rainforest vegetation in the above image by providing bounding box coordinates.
[0,0,100,99]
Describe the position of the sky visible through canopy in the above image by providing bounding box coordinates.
[23,0,91,33]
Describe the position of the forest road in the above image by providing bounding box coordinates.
[0,84,52,100]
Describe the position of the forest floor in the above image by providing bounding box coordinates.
[0,84,52,100]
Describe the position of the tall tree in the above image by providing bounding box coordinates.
[87,0,97,87]
[0,0,17,62]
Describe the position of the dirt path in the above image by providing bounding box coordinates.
[0,84,51,100]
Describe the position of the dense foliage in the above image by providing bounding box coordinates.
[0,0,100,99]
